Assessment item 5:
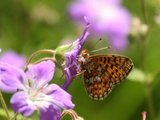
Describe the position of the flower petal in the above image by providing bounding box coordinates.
[62,62,79,89]
[62,21,89,90]
[109,34,128,51]
[0,62,26,93]
[0,51,26,68]
[65,19,89,63]
[26,60,55,86]
[44,84,75,109]
[68,0,131,51]
[40,105,61,120]
[11,91,36,116]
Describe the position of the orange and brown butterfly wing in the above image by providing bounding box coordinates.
[82,55,133,100]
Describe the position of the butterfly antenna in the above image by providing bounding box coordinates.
[93,38,103,47]
[91,46,111,53]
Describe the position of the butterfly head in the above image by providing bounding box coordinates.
[77,49,90,65]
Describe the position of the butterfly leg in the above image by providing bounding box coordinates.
[73,70,86,79]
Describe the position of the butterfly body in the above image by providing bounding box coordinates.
[78,49,133,100]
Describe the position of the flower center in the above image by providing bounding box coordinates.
[23,79,54,109]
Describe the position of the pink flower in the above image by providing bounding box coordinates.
[0,51,26,68]
[68,0,131,51]
[0,60,74,120]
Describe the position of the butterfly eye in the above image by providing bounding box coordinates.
[81,49,90,59]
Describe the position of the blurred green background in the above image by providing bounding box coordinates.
[0,0,160,120]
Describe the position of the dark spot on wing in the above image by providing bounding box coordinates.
[115,63,118,67]
[100,57,103,62]
[105,64,108,69]
[110,64,114,69]
[104,57,106,63]
[113,56,116,62]
[108,57,110,63]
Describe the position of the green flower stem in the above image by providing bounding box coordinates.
[24,49,56,71]
[139,0,149,68]
[141,0,148,24]
[10,112,18,120]
[0,91,10,120]
[32,57,56,65]
[140,0,156,119]
[137,35,147,70]
[144,81,156,120]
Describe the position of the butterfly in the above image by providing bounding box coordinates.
[77,49,133,100]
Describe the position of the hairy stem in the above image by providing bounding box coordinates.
[0,91,10,120]
[10,112,18,120]
[24,49,56,71]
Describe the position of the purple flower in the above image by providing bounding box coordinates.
[0,51,26,68]
[68,0,131,50]
[0,60,74,120]
[62,20,89,90]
